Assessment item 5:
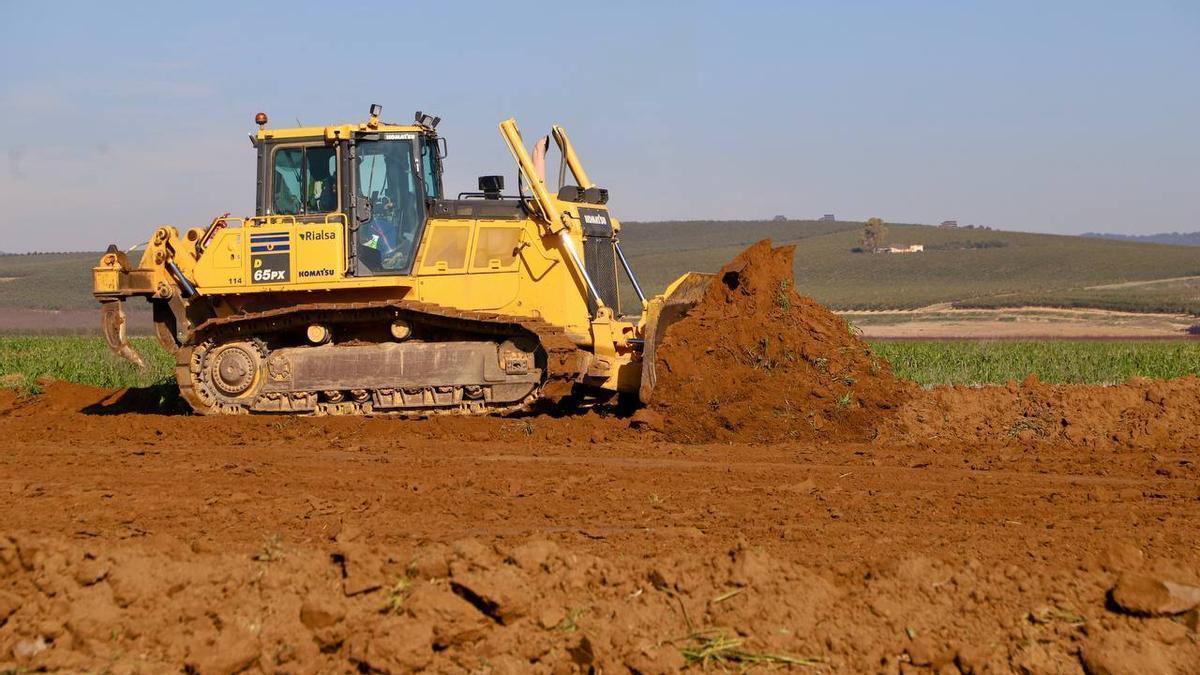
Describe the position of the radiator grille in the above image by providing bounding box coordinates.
[584,236,620,316]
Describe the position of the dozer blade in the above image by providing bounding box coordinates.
[638,272,715,404]
[100,299,146,369]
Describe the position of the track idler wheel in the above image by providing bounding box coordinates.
[210,343,261,397]
[185,339,268,414]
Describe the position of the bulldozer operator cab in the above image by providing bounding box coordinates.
[255,111,443,278]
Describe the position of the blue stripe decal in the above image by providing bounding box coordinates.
[251,245,291,253]
[250,234,291,242]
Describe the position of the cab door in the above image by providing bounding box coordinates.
[351,135,426,277]
[259,141,346,283]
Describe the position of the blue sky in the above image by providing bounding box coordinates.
[0,1,1197,251]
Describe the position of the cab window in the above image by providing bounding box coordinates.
[356,139,425,274]
[272,145,338,216]
[420,140,441,199]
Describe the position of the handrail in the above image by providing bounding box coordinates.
[197,212,349,254]
[249,214,300,228]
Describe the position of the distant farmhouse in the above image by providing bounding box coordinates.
[819,214,836,222]
[940,220,958,228]
[872,244,924,254]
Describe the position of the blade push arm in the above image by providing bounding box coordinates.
[498,118,605,309]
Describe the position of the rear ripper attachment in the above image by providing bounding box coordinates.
[174,301,582,416]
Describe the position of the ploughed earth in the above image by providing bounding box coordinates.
[1,242,1198,674]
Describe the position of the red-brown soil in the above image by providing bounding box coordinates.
[2,241,1199,673]
[881,374,1200,451]
[648,241,914,444]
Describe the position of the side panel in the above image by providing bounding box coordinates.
[469,223,523,272]
[188,212,595,345]
[193,221,372,293]
[415,219,518,311]
[293,223,343,281]
[416,274,518,311]
[418,223,472,275]
[209,229,245,273]
[408,216,593,340]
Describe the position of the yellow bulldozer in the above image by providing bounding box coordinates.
[93,105,708,415]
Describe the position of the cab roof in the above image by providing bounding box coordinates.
[254,122,434,143]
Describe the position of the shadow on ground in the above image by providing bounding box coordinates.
[81,383,189,416]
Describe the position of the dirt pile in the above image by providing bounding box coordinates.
[4,532,1196,674]
[646,240,913,443]
[881,374,1200,450]
[640,237,1200,449]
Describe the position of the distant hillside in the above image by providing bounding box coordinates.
[0,252,104,310]
[4,220,1200,336]
[1083,231,1200,246]
[620,218,862,254]
[622,221,1200,313]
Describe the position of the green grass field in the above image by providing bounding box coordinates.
[2,337,1196,394]
[0,337,173,391]
[871,340,1200,386]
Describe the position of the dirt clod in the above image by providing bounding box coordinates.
[300,595,344,631]
[404,583,487,647]
[1110,575,1200,616]
[1080,633,1174,675]
[628,408,664,433]
[450,567,532,625]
